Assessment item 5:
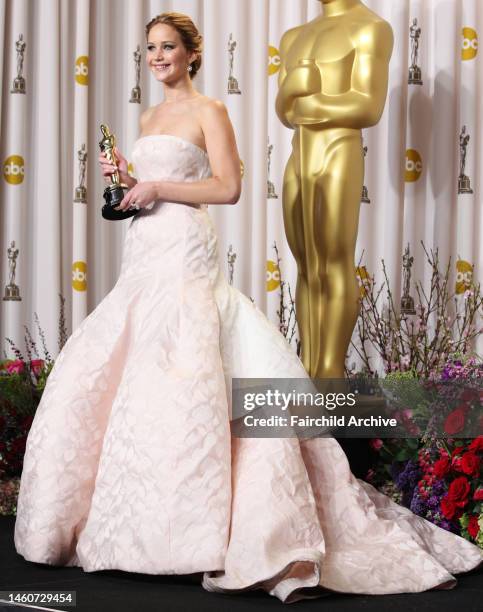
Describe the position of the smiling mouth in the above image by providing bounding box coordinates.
[153,64,170,71]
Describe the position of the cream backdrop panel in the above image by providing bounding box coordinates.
[0,0,481,366]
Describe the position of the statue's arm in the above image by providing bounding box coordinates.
[293,20,394,129]
[275,28,301,129]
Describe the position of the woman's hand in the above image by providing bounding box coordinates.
[98,146,136,188]
[116,181,160,212]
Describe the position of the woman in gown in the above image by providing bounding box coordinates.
[14,12,482,604]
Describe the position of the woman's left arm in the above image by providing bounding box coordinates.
[118,101,241,210]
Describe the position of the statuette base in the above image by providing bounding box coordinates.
[400,295,416,315]
[408,66,422,85]
[3,284,22,301]
[267,181,278,199]
[129,87,141,104]
[102,184,139,221]
[228,77,241,95]
[11,77,26,94]
[74,186,87,203]
[458,175,473,194]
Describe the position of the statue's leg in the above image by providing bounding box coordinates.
[313,133,364,378]
[282,154,310,370]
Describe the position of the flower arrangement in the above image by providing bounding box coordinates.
[349,246,482,547]
[352,244,482,377]
[0,294,67,514]
[366,354,482,547]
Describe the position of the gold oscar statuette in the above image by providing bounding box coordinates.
[99,124,138,220]
[276,0,393,378]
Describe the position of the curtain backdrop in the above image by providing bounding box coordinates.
[1,0,481,365]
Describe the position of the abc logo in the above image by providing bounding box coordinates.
[3,155,25,184]
[268,45,281,76]
[455,259,473,294]
[405,149,423,182]
[462,27,478,61]
[75,55,89,85]
[72,260,87,291]
[356,266,371,297]
[266,260,281,292]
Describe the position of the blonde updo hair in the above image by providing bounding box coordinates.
[145,12,203,79]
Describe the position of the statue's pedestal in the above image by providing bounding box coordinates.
[458,175,473,194]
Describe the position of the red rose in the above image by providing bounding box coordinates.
[451,445,464,457]
[444,408,466,435]
[433,457,451,479]
[460,452,480,476]
[473,488,483,501]
[468,515,480,539]
[448,476,470,501]
[441,496,456,519]
[452,455,463,471]
[468,436,483,453]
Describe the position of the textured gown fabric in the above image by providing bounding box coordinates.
[14,135,483,603]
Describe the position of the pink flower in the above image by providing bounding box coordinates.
[369,439,383,451]
[30,359,45,376]
[6,359,25,374]
[365,469,375,482]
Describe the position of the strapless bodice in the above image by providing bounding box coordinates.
[131,134,212,183]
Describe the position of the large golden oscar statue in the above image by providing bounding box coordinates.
[276,0,393,378]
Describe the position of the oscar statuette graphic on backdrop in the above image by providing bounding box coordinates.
[458,125,474,194]
[74,144,88,203]
[3,241,21,301]
[11,33,26,94]
[129,45,142,104]
[227,33,241,95]
[408,18,423,85]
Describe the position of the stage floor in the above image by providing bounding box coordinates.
[1,516,482,612]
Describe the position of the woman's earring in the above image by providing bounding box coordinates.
[187,64,193,72]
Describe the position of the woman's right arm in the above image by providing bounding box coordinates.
[98,108,155,188]
[98,148,137,189]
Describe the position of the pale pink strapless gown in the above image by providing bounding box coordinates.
[14,135,482,603]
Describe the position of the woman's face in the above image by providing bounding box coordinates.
[146,23,195,84]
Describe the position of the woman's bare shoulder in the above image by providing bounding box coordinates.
[194,95,227,113]
[140,105,157,128]
[195,97,230,127]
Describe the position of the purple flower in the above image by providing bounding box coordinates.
[431,478,447,496]
[427,495,440,510]
[410,490,427,516]
[438,519,456,533]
